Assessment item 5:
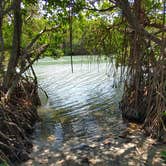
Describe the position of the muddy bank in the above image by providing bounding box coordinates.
[0,81,41,165]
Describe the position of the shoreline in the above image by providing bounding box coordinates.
[0,81,41,165]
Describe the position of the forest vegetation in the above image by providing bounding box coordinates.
[0,0,165,165]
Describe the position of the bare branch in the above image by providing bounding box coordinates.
[5,44,48,99]
[84,6,116,12]
[23,44,49,73]
[147,23,166,31]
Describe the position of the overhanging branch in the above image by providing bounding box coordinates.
[24,25,60,51]
[114,0,163,46]
[84,5,116,12]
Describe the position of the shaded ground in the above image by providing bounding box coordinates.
[21,121,166,166]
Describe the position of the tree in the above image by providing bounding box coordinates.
[3,0,22,90]
[0,0,60,96]
[0,0,13,79]
[112,0,166,137]
[80,0,166,137]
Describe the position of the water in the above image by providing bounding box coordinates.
[24,56,125,165]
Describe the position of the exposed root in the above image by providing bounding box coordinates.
[0,78,41,165]
[120,81,166,138]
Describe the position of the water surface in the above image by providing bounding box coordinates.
[22,56,165,166]
[25,56,124,165]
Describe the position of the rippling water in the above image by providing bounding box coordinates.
[32,56,122,154]
[21,56,164,166]
[34,56,122,141]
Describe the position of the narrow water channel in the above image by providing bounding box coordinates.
[22,56,128,166]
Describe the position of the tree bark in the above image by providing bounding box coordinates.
[3,0,22,90]
[0,0,5,78]
[115,0,163,46]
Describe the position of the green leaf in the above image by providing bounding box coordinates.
[161,151,166,163]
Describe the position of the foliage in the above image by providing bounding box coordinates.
[161,151,166,164]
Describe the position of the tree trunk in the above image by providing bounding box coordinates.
[0,0,5,79]
[116,0,163,46]
[69,0,73,73]
[119,0,166,137]
[3,0,22,90]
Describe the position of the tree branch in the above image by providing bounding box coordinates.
[147,23,166,31]
[84,5,116,12]
[115,0,163,46]
[5,44,48,99]
[2,4,14,16]
[24,25,60,51]
[23,44,49,73]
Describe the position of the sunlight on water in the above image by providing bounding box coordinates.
[33,55,123,149]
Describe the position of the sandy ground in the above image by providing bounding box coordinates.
[21,122,166,166]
